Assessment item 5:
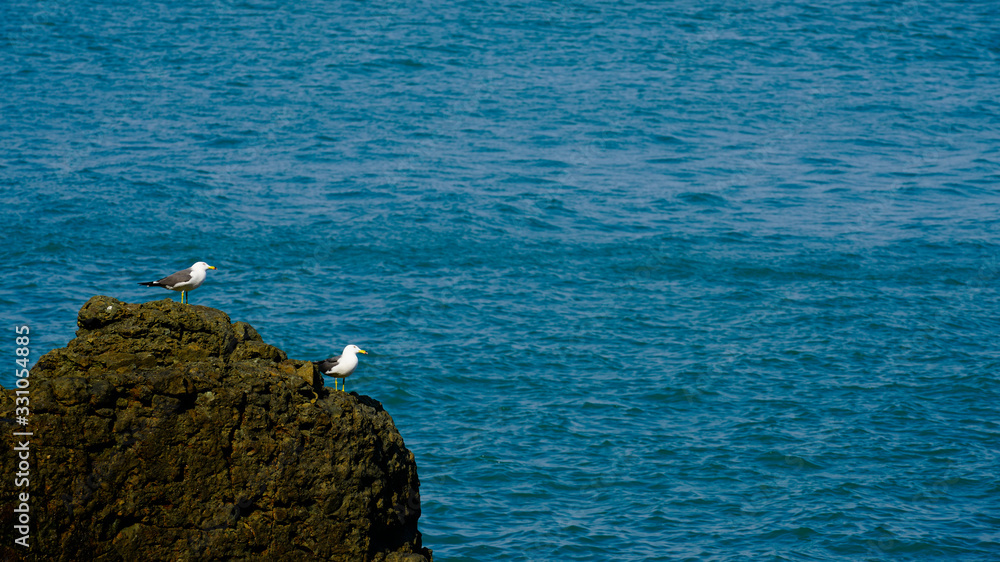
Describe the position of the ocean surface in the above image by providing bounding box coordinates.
[3,1,999,559]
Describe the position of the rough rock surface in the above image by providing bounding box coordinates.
[0,296,431,561]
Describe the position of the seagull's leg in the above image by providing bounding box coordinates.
[333,378,338,392]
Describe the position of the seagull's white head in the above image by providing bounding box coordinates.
[344,344,368,355]
[192,261,217,271]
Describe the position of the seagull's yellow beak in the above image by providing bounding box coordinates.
[207,265,217,270]
[359,349,368,354]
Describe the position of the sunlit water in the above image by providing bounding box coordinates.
[3,1,999,559]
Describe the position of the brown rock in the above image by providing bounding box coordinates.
[0,296,431,561]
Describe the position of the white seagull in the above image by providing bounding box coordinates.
[317,344,368,392]
[138,261,217,304]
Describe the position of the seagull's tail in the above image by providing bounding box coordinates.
[138,281,161,287]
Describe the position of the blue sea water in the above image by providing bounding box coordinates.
[3,0,1000,559]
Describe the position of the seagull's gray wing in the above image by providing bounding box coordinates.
[317,355,343,373]
[139,267,191,287]
[156,267,195,286]
[139,267,194,288]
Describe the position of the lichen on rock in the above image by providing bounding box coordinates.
[0,296,431,561]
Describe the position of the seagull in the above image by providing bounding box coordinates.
[138,261,217,304]
[316,344,368,392]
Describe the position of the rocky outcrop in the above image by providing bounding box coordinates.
[0,296,431,561]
